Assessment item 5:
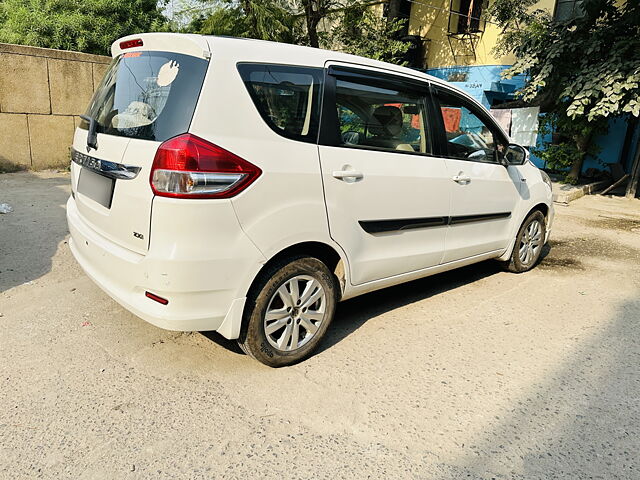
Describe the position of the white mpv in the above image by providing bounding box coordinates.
[67,33,554,366]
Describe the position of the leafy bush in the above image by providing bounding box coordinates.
[0,0,167,55]
[532,112,607,183]
[489,0,640,183]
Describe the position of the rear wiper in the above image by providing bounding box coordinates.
[79,114,98,151]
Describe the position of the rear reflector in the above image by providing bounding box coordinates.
[150,134,261,199]
[120,38,143,50]
[145,291,168,305]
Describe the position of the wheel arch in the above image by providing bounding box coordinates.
[497,202,551,262]
[530,202,549,220]
[244,240,346,302]
[235,240,346,344]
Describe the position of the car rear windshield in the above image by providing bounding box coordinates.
[81,51,208,142]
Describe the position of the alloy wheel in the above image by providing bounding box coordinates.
[518,219,543,266]
[263,275,327,351]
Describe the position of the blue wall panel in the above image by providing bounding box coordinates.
[583,117,632,173]
[426,65,526,108]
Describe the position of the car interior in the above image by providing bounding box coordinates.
[335,80,428,154]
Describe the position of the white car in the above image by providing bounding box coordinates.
[67,33,554,366]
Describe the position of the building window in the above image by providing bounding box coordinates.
[554,0,585,21]
[449,0,485,34]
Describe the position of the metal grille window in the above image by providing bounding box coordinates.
[554,0,585,21]
[448,0,486,34]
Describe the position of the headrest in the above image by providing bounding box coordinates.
[369,105,403,137]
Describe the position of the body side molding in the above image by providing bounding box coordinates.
[359,212,511,234]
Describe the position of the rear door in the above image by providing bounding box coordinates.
[71,41,209,254]
[430,86,523,263]
[317,65,451,286]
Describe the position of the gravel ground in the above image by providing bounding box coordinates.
[1,171,639,479]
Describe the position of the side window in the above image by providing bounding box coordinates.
[434,89,506,163]
[334,77,430,154]
[237,63,323,143]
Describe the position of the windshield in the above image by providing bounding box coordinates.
[81,51,208,142]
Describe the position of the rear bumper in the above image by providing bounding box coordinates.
[66,196,264,334]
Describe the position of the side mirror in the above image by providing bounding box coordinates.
[505,144,528,166]
[341,131,361,145]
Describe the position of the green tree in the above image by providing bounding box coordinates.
[187,0,409,59]
[489,0,640,183]
[296,0,338,48]
[532,112,607,174]
[0,0,167,55]
[326,3,409,64]
[187,0,300,43]
[238,0,299,42]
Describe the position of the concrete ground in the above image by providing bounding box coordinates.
[1,171,639,480]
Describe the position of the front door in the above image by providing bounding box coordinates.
[317,65,451,285]
[431,86,523,263]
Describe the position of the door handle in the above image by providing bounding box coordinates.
[452,173,471,184]
[332,170,363,181]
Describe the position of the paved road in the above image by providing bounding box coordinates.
[1,171,639,479]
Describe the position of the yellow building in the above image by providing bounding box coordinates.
[392,0,561,108]
[400,0,635,179]
[407,0,557,70]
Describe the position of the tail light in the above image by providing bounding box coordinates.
[150,134,261,199]
[120,38,143,49]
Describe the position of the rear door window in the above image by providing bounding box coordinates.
[237,63,324,143]
[318,67,433,155]
[82,51,208,142]
[334,78,429,154]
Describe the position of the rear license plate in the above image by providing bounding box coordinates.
[78,167,115,209]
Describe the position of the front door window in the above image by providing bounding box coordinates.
[433,89,507,163]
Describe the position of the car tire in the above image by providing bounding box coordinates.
[503,210,547,273]
[238,256,338,367]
